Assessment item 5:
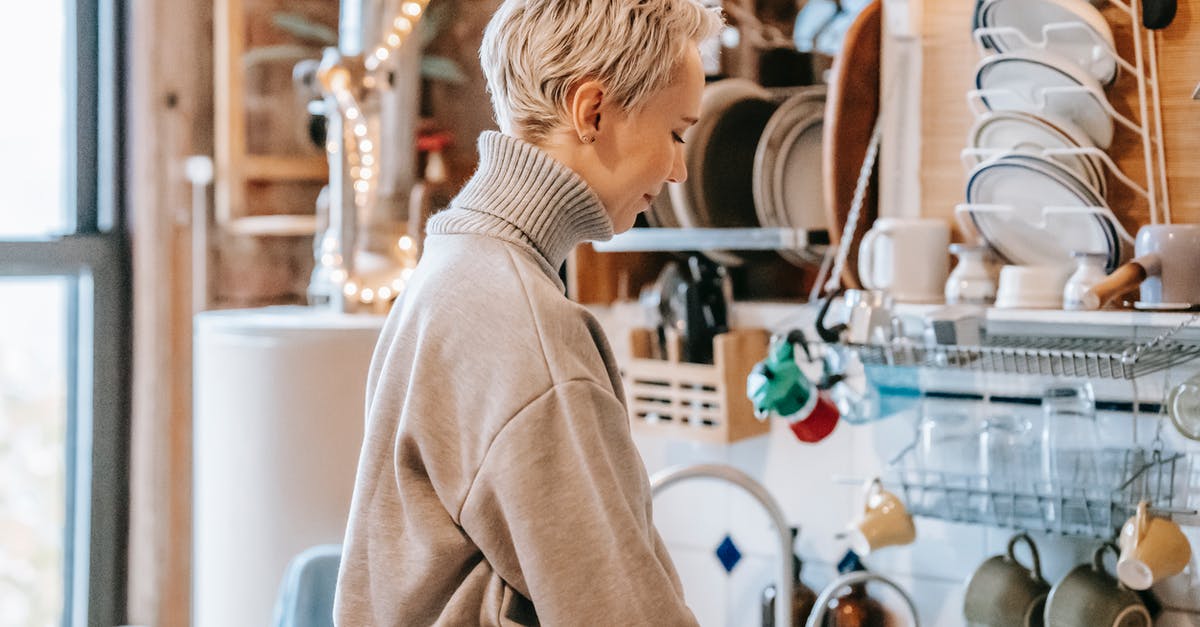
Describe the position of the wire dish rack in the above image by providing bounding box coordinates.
[847,314,1200,380]
[886,446,1199,538]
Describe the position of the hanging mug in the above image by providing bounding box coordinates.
[963,532,1050,627]
[1116,501,1192,590]
[845,478,916,555]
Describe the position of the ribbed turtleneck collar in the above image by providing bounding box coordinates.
[426,131,614,278]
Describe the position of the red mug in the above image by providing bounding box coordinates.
[788,392,840,443]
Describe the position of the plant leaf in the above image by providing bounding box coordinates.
[421,56,467,84]
[272,13,338,45]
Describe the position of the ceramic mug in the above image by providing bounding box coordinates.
[1116,501,1193,590]
[846,478,916,555]
[1135,224,1200,307]
[1044,542,1151,627]
[963,532,1050,627]
[1087,224,1200,309]
[858,218,950,304]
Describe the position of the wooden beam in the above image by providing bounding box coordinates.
[126,0,212,624]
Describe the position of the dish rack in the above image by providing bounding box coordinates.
[959,0,1172,248]
[850,333,1200,381]
[884,445,1199,538]
[847,311,1200,380]
[826,313,1200,536]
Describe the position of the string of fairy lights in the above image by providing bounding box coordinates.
[317,0,430,308]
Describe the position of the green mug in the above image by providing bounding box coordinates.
[1044,542,1150,627]
[963,532,1050,627]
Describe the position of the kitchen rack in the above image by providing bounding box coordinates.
[961,0,1172,243]
[848,334,1200,381]
[591,227,826,253]
[841,310,1200,380]
[623,327,771,443]
[881,446,1199,538]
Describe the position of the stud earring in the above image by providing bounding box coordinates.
[581,134,596,144]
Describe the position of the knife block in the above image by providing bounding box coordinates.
[623,327,771,443]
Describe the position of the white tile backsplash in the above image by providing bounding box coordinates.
[602,302,1200,626]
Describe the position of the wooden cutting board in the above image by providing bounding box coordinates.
[822,0,882,290]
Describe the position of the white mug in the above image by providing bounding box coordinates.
[858,218,950,303]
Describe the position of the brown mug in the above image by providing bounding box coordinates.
[963,532,1050,627]
[1044,542,1151,627]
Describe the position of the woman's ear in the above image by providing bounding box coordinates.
[568,79,605,144]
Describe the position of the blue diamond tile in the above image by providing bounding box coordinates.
[714,534,742,573]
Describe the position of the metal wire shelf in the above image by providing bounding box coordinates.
[845,314,1200,380]
[885,448,1198,538]
[849,336,1200,380]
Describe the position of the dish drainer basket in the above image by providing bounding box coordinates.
[887,446,1199,538]
[844,312,1200,380]
[848,333,1200,380]
[623,328,770,443]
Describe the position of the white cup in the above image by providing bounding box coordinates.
[994,265,1072,309]
[858,218,950,303]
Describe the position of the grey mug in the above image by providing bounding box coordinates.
[963,532,1050,627]
[1044,542,1151,627]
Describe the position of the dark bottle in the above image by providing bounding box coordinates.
[821,551,887,627]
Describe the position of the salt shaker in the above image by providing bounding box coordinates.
[1062,251,1109,310]
[944,244,996,305]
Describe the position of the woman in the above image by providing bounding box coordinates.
[334,1,721,625]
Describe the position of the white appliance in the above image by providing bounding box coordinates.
[193,306,384,627]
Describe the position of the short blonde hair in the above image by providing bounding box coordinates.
[480,0,722,144]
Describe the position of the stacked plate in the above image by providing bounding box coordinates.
[664,80,829,267]
[753,86,828,266]
[963,0,1133,273]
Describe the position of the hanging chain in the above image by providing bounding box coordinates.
[822,121,883,296]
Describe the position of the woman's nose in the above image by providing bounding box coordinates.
[667,149,687,184]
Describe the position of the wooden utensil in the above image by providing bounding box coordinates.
[822,0,882,289]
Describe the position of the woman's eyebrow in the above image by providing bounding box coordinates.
[681,116,699,125]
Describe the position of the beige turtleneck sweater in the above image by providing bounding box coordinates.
[333,132,697,627]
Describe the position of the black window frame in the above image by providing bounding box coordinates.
[0,0,130,625]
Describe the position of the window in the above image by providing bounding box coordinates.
[0,0,129,625]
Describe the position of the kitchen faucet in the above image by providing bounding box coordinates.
[650,463,795,627]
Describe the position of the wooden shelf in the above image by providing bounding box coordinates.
[215,0,335,224]
[242,155,328,181]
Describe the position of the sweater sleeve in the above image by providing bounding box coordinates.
[458,379,698,627]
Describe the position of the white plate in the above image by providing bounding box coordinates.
[979,0,1117,85]
[975,50,1114,148]
[753,91,817,230]
[984,152,1120,261]
[752,89,827,267]
[965,152,1121,269]
[968,110,1105,197]
[773,104,826,266]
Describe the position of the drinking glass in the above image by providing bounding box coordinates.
[1040,383,1102,522]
